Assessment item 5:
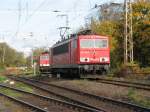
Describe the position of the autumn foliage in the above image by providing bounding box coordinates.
[88,0,150,71]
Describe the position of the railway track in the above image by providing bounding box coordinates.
[9,76,150,112]
[81,77,150,91]
[8,76,106,112]
[0,84,103,112]
[0,84,106,112]
[0,90,48,112]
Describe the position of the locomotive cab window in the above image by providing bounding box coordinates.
[80,39,108,48]
[40,55,49,60]
[80,39,94,48]
[95,39,108,48]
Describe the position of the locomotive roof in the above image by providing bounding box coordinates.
[52,35,76,48]
[41,51,49,55]
[52,34,108,48]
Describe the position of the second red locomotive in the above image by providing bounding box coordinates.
[39,51,51,73]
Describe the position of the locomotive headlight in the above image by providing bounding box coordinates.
[43,64,49,66]
[80,58,89,62]
[40,64,49,66]
[100,57,109,62]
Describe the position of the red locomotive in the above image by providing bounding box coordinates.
[39,33,110,78]
[39,52,51,73]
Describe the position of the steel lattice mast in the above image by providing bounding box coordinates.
[124,0,134,64]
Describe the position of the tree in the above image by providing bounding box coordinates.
[85,0,150,70]
[25,47,46,67]
[132,0,150,66]
[0,42,26,67]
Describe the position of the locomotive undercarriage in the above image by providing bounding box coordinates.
[39,66,51,74]
[51,68,80,78]
[51,64,109,78]
[79,64,109,75]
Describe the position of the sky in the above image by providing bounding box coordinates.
[0,0,123,56]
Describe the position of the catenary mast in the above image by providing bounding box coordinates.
[124,0,133,64]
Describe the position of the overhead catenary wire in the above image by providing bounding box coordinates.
[0,0,104,51]
[89,0,92,9]
[16,0,22,37]
[13,0,48,39]
[24,0,48,25]
[25,1,29,21]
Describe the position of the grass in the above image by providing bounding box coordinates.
[4,101,12,107]
[105,75,114,80]
[127,88,150,108]
[0,76,7,83]
[0,77,33,98]
[0,67,5,72]
[0,88,22,98]
[15,82,33,93]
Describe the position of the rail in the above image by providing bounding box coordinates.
[81,77,150,91]
[8,76,106,112]
[10,76,150,112]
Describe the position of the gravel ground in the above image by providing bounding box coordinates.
[47,79,150,109]
[9,78,132,112]
[35,80,132,112]
[93,75,150,84]
[19,94,75,112]
[0,96,31,112]
[6,76,150,111]
[3,82,76,112]
[49,79,150,99]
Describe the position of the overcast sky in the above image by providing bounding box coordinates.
[0,0,123,56]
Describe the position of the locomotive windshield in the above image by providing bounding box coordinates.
[95,39,107,48]
[40,55,49,60]
[80,39,108,48]
[80,39,93,48]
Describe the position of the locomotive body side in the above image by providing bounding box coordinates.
[51,37,80,77]
[52,40,71,66]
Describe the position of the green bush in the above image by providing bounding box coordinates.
[127,88,150,108]
[113,63,143,77]
[0,76,7,83]
[0,66,5,72]
[141,67,150,73]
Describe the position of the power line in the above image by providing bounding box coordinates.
[89,0,92,9]
[26,1,29,21]
[16,0,22,35]
[13,0,48,38]
[24,0,48,25]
